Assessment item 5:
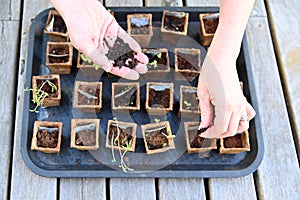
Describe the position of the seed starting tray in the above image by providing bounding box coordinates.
[21,7,264,178]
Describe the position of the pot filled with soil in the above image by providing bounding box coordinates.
[184,122,217,154]
[31,74,61,109]
[199,13,219,46]
[112,82,140,112]
[73,81,102,113]
[220,131,250,154]
[161,10,189,43]
[77,53,104,77]
[175,48,201,82]
[105,120,137,152]
[142,48,170,80]
[146,82,174,115]
[44,10,68,42]
[141,121,175,154]
[31,121,62,154]
[71,119,100,151]
[46,42,73,74]
[127,13,153,47]
[179,86,200,118]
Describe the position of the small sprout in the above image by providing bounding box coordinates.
[154,118,161,123]
[149,60,158,67]
[129,101,134,106]
[80,53,101,70]
[184,100,191,110]
[157,52,162,59]
[93,63,101,70]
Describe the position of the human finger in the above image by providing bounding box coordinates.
[109,66,139,80]
[246,102,256,120]
[237,119,250,134]
[134,63,148,74]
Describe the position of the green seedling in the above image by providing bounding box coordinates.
[25,80,57,113]
[183,100,191,110]
[80,54,101,70]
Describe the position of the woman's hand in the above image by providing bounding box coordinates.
[50,0,148,80]
[197,55,256,138]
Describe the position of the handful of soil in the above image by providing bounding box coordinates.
[105,37,139,69]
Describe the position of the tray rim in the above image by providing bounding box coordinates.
[21,7,264,178]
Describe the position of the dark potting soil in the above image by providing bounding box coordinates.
[36,127,58,148]
[75,130,96,146]
[78,85,100,106]
[114,85,137,107]
[145,51,168,71]
[224,134,243,148]
[182,91,199,111]
[36,78,58,98]
[48,45,70,63]
[203,18,219,34]
[105,37,138,69]
[188,129,213,148]
[108,124,133,147]
[177,51,199,71]
[53,15,67,33]
[148,88,170,108]
[146,127,168,150]
[163,13,186,32]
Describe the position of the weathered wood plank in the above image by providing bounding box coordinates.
[265,0,300,157]
[246,17,300,199]
[105,0,143,7]
[0,0,21,20]
[110,178,155,200]
[10,1,58,199]
[145,0,183,6]
[59,178,106,199]
[185,0,267,17]
[209,175,256,199]
[159,178,206,200]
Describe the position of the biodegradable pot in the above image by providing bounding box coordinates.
[127,13,153,47]
[105,120,137,152]
[73,81,102,113]
[46,42,73,74]
[146,82,174,115]
[179,86,200,118]
[31,121,62,154]
[175,48,201,82]
[161,10,189,43]
[77,53,104,77]
[111,82,140,112]
[31,74,61,107]
[184,122,217,154]
[220,131,250,154]
[141,121,175,154]
[44,10,68,42]
[199,13,219,46]
[71,119,100,150]
[142,48,170,80]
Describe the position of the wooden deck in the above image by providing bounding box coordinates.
[1,0,299,199]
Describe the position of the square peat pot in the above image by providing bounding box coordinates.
[44,10,68,42]
[31,121,63,154]
[220,131,251,154]
[31,74,61,107]
[161,10,189,43]
[71,119,100,151]
[127,13,153,47]
[142,48,170,80]
[105,120,137,152]
[179,86,200,118]
[46,42,73,74]
[146,82,174,115]
[77,53,105,77]
[184,122,217,154]
[141,121,175,154]
[199,13,219,46]
[73,81,102,113]
[111,82,140,112]
[175,48,201,82]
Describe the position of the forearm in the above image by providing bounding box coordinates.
[208,0,255,67]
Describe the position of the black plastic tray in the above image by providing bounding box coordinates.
[21,7,264,178]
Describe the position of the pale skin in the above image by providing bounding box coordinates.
[50,0,256,139]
